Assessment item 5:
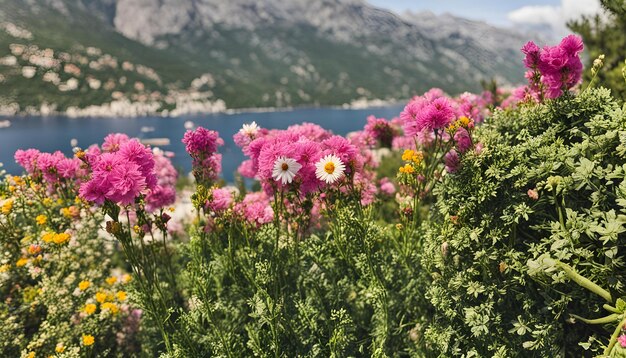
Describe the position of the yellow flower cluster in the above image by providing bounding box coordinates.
[61,206,80,219]
[106,276,118,285]
[82,334,95,346]
[398,164,415,174]
[401,149,424,165]
[42,231,71,245]
[55,343,65,353]
[78,280,91,291]
[36,214,47,225]
[447,116,474,133]
[101,302,120,314]
[399,149,424,174]
[2,198,14,214]
[84,303,97,315]
[16,257,29,267]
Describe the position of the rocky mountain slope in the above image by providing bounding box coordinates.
[0,0,530,116]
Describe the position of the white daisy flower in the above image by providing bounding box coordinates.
[272,156,302,184]
[315,154,346,184]
[239,121,259,137]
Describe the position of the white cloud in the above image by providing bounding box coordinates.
[508,0,602,37]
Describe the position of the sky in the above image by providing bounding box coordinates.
[367,0,602,36]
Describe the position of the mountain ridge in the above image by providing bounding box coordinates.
[0,0,529,116]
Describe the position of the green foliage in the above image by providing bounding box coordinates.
[569,0,626,100]
[421,88,626,356]
[175,192,433,357]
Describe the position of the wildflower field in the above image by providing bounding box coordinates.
[2,34,626,357]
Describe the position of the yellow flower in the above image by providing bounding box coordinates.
[122,274,132,284]
[56,199,63,205]
[12,176,24,186]
[1,199,14,214]
[78,280,91,291]
[116,291,127,301]
[82,334,95,346]
[101,302,119,314]
[84,303,97,315]
[61,206,79,219]
[42,232,55,243]
[26,352,35,358]
[8,185,15,193]
[95,291,108,303]
[16,257,29,267]
[411,151,424,165]
[399,164,414,174]
[0,264,10,273]
[52,233,71,245]
[401,149,415,162]
[458,116,471,127]
[106,276,117,285]
[36,215,47,225]
[168,207,175,212]
[42,198,53,207]
[55,343,65,353]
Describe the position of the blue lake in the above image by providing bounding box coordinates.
[0,105,404,182]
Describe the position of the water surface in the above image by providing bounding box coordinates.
[0,105,404,181]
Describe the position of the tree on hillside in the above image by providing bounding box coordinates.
[568,0,626,100]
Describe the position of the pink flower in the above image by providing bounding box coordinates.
[14,149,40,174]
[79,135,158,206]
[234,191,274,226]
[238,160,257,178]
[207,187,233,212]
[444,150,460,174]
[521,41,541,69]
[619,334,626,348]
[379,177,396,196]
[145,149,178,212]
[364,116,396,148]
[401,94,455,137]
[102,133,130,152]
[182,127,224,185]
[107,162,147,205]
[453,128,472,153]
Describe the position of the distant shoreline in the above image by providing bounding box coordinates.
[0,98,406,120]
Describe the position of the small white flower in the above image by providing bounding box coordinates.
[239,121,259,137]
[315,154,346,184]
[272,156,302,184]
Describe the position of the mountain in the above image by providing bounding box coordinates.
[0,0,530,116]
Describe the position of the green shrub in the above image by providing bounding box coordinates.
[421,88,626,356]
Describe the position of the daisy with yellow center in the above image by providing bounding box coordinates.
[315,154,346,184]
[272,156,302,184]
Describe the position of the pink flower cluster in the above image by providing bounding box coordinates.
[401,95,456,137]
[235,122,362,195]
[145,149,178,212]
[522,34,584,99]
[206,187,233,213]
[362,116,397,148]
[79,134,157,206]
[14,149,85,189]
[233,191,274,226]
[182,127,224,185]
